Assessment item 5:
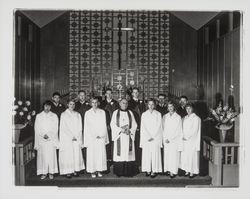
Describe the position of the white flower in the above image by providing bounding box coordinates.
[23,107,28,112]
[19,111,24,116]
[86,102,89,105]
[13,105,19,110]
[27,115,31,120]
[17,100,23,106]
[59,104,62,107]
[13,111,17,115]
[111,102,114,105]
[25,100,31,106]
[140,100,142,103]
[31,110,36,116]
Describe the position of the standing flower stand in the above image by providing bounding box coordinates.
[14,124,27,144]
[216,124,233,143]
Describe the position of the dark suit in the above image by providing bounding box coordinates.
[128,98,146,167]
[156,103,168,117]
[100,99,119,161]
[176,106,187,118]
[50,102,65,120]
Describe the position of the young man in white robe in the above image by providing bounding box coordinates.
[162,101,183,178]
[34,100,59,180]
[84,97,109,178]
[111,98,138,177]
[140,99,163,178]
[59,99,85,178]
[181,103,201,178]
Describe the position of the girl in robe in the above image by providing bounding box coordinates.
[34,100,59,180]
[180,103,201,178]
[59,99,85,178]
[162,101,183,178]
[140,99,163,178]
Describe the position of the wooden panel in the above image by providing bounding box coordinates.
[219,37,225,103]
[225,34,232,103]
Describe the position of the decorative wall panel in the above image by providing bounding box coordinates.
[69,10,170,99]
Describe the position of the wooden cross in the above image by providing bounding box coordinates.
[106,15,134,70]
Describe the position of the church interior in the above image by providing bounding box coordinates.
[13,10,241,187]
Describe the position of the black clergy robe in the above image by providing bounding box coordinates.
[128,98,146,167]
[156,103,168,117]
[75,100,91,163]
[100,99,119,162]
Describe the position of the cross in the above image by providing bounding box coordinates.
[105,15,134,70]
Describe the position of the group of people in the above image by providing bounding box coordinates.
[34,88,201,180]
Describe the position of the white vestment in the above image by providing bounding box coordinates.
[59,109,85,174]
[140,110,162,173]
[180,113,201,174]
[163,112,183,174]
[84,108,109,173]
[34,111,59,175]
[111,109,137,162]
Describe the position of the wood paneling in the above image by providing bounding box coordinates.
[14,11,41,111]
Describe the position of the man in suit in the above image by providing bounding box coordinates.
[176,95,188,118]
[128,87,146,169]
[156,93,168,117]
[74,90,91,164]
[100,88,119,164]
[50,92,66,120]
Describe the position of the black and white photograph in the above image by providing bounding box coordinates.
[1,0,250,198]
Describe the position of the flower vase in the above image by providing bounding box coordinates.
[216,124,233,143]
[14,124,27,144]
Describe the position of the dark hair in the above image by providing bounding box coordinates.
[91,96,100,102]
[185,102,194,109]
[105,88,112,93]
[78,90,86,95]
[147,98,156,104]
[42,100,53,108]
[52,92,61,97]
[67,98,75,104]
[180,95,188,100]
[158,93,166,98]
[132,87,139,92]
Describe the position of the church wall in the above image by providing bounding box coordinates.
[14,11,41,111]
[169,14,198,100]
[40,12,69,104]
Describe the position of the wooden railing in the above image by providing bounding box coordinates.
[14,136,35,185]
[202,136,239,186]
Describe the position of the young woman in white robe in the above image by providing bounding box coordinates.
[59,99,85,178]
[162,102,183,178]
[111,98,138,177]
[34,100,59,180]
[180,103,201,178]
[140,99,162,177]
[84,97,109,178]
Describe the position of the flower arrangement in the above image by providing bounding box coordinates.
[13,100,36,127]
[206,105,238,129]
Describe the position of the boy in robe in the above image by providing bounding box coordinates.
[162,101,183,178]
[111,98,138,177]
[59,99,85,178]
[84,97,109,178]
[140,99,163,178]
[100,88,119,163]
[180,103,201,178]
[34,100,59,180]
[128,87,146,168]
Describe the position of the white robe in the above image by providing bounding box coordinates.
[163,112,183,174]
[180,113,201,174]
[34,111,59,175]
[84,108,109,173]
[59,109,85,174]
[140,110,162,173]
[111,110,137,162]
